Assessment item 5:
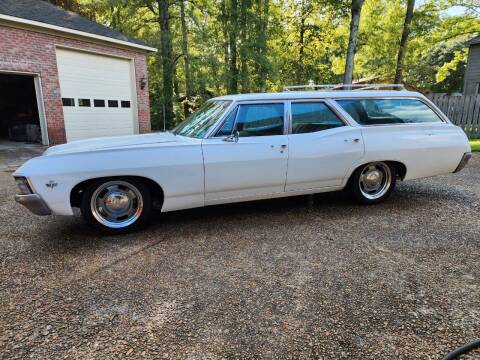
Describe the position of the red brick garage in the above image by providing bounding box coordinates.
[0,0,156,145]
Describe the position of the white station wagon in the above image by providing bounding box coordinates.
[14,85,472,234]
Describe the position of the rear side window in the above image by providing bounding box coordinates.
[291,102,344,134]
[235,103,284,137]
[336,98,442,125]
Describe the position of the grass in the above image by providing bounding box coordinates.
[471,139,480,152]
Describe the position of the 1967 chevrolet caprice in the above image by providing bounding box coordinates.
[14,87,472,233]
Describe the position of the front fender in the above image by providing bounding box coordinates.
[14,144,205,215]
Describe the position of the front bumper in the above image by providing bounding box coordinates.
[453,152,472,173]
[15,193,52,216]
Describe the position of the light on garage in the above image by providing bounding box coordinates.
[140,76,147,90]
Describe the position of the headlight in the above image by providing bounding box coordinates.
[14,177,33,195]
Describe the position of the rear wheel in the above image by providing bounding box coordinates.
[80,178,152,234]
[350,162,396,204]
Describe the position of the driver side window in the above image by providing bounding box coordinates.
[216,103,285,137]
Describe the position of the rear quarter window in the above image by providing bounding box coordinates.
[336,98,443,125]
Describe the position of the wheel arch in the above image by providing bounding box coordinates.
[70,176,164,210]
[347,160,407,185]
[387,161,407,180]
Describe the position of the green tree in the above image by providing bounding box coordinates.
[62,0,480,128]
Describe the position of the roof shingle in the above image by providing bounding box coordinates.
[468,35,480,46]
[0,0,152,49]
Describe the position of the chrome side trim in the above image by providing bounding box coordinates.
[14,194,52,216]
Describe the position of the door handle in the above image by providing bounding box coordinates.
[271,144,287,153]
[344,138,360,143]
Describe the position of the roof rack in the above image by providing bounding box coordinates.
[283,83,406,92]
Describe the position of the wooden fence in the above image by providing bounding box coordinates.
[426,94,480,139]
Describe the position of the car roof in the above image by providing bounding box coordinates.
[212,90,423,101]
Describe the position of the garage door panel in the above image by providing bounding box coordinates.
[63,109,134,141]
[58,76,132,98]
[59,82,131,99]
[56,48,136,142]
[66,127,133,138]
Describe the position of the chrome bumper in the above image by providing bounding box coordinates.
[453,152,472,173]
[15,193,52,216]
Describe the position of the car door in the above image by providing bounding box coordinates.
[202,101,289,203]
[286,100,365,191]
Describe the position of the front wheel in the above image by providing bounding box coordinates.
[349,162,396,204]
[80,178,152,234]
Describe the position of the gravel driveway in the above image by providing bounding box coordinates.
[1,156,479,359]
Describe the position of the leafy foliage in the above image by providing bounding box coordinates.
[50,0,479,129]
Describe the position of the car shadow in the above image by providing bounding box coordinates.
[37,180,476,253]
[38,191,350,250]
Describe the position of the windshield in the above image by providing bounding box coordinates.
[172,100,232,138]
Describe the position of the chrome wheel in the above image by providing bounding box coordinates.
[358,162,392,200]
[90,181,144,229]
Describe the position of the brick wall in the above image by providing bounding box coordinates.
[0,25,151,145]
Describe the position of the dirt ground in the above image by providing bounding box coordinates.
[0,155,479,359]
[0,141,44,172]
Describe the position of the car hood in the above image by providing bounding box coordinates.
[43,132,195,156]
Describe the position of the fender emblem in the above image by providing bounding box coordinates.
[46,180,58,189]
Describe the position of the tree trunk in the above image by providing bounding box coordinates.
[394,0,415,84]
[111,6,117,29]
[220,0,230,91]
[228,0,239,93]
[173,61,180,98]
[180,0,193,100]
[296,8,306,84]
[257,0,269,92]
[158,0,174,127]
[343,0,364,85]
[239,0,250,93]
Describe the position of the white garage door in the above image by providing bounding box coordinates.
[56,48,137,142]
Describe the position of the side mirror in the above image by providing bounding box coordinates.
[223,130,239,143]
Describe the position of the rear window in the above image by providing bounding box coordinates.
[336,98,442,125]
[291,102,344,133]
